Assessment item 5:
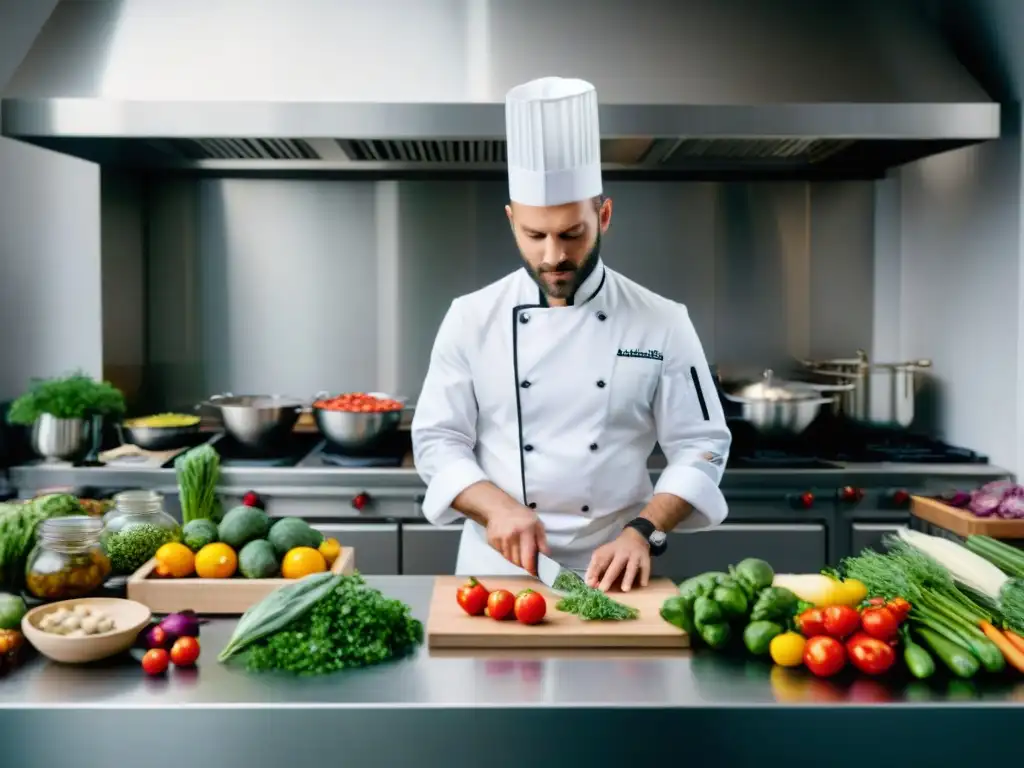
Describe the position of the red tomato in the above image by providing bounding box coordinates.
[513,589,547,625]
[795,607,827,637]
[456,577,490,616]
[860,606,899,641]
[170,636,201,667]
[846,632,896,675]
[822,605,860,639]
[886,597,911,621]
[141,648,170,676]
[803,636,846,678]
[486,589,515,620]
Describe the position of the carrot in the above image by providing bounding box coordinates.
[1004,629,1024,656]
[979,621,1024,673]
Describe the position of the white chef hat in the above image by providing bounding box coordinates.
[505,76,603,207]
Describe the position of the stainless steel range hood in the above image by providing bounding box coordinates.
[0,0,1000,179]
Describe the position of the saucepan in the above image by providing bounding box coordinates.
[721,369,853,435]
[310,391,407,452]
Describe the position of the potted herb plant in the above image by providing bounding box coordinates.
[7,373,126,460]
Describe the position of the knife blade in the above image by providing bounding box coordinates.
[536,553,577,593]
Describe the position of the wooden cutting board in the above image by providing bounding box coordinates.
[426,576,689,649]
[912,495,1024,539]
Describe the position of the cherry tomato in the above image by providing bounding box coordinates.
[513,589,547,625]
[886,597,912,621]
[170,636,201,667]
[313,392,403,413]
[486,589,515,620]
[456,577,490,616]
[803,636,846,677]
[822,605,860,639]
[141,648,170,676]
[866,597,887,606]
[795,607,827,637]
[860,606,899,641]
[846,632,896,675]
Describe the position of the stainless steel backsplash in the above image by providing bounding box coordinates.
[111,177,874,411]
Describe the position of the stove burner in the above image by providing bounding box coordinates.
[318,429,410,468]
[203,433,315,468]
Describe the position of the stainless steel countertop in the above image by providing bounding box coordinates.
[7,460,1012,497]
[3,576,1023,709]
[3,576,1022,768]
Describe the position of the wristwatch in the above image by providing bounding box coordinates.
[625,518,668,557]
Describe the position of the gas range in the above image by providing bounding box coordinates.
[725,413,988,470]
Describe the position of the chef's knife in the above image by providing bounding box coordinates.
[536,553,581,594]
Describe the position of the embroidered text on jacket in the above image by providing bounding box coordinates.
[616,348,664,361]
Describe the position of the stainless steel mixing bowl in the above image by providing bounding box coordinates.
[203,394,304,450]
[311,392,405,452]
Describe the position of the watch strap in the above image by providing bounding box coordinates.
[625,517,667,556]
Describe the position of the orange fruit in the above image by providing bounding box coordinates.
[281,547,327,579]
[154,542,195,578]
[194,543,238,579]
[318,538,341,566]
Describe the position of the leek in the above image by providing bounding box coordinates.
[894,528,1024,633]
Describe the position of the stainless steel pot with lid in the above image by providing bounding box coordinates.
[801,350,931,428]
[722,369,852,434]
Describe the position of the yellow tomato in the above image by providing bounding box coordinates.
[318,538,341,566]
[769,631,807,668]
[194,543,238,579]
[839,578,868,605]
[154,542,195,578]
[281,547,327,579]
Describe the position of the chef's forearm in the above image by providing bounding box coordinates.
[640,493,693,532]
[452,481,525,526]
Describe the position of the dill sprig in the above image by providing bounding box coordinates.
[552,569,638,621]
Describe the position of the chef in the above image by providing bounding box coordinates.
[412,76,732,591]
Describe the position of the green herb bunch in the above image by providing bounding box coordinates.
[553,569,639,621]
[104,524,177,575]
[246,573,423,675]
[7,372,126,425]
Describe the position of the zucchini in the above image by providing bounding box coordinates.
[915,627,979,678]
[911,608,1004,673]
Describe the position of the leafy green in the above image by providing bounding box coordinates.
[552,570,639,621]
[174,444,222,524]
[244,573,423,675]
[0,494,83,589]
[7,372,125,425]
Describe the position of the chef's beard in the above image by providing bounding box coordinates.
[527,232,602,304]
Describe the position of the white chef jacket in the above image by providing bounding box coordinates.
[411,258,732,575]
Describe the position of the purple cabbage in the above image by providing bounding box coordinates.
[964,481,1024,518]
[969,489,1003,517]
[999,490,1024,519]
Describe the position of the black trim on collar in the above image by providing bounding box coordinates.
[534,265,607,308]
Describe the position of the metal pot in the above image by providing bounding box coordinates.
[31,414,88,460]
[311,391,405,452]
[202,394,304,449]
[801,350,931,428]
[722,369,850,434]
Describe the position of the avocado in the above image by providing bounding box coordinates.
[217,505,271,550]
[238,539,279,579]
[182,519,219,553]
[267,517,323,558]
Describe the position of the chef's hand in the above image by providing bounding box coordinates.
[585,528,651,592]
[486,505,550,574]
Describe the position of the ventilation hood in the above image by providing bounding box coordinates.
[1,0,1000,179]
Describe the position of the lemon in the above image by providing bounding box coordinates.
[195,542,238,579]
[769,631,807,667]
[318,538,341,566]
[154,542,195,578]
[281,547,327,579]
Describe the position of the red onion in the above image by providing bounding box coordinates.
[157,610,202,643]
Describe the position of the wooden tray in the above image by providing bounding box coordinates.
[426,576,688,650]
[127,547,355,615]
[911,495,1024,539]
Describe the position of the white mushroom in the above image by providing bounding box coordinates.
[80,615,100,634]
[73,604,92,617]
[51,608,71,624]
[61,614,81,631]
[97,616,115,633]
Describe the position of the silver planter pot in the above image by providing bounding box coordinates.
[31,414,88,460]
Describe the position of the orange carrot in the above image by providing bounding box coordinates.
[979,621,1024,673]
[1004,629,1024,656]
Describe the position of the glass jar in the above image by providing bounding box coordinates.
[101,490,181,575]
[25,516,112,600]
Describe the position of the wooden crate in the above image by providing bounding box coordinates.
[911,496,1024,539]
[127,547,355,615]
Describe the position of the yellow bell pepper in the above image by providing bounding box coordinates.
[771,574,865,607]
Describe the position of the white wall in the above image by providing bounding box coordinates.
[888,0,1024,473]
[0,0,102,400]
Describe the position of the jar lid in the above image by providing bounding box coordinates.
[38,515,103,544]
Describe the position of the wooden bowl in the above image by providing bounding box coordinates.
[21,597,152,664]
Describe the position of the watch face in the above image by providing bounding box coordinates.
[650,530,667,546]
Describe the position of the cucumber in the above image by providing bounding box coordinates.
[915,627,979,678]
[912,608,1005,673]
